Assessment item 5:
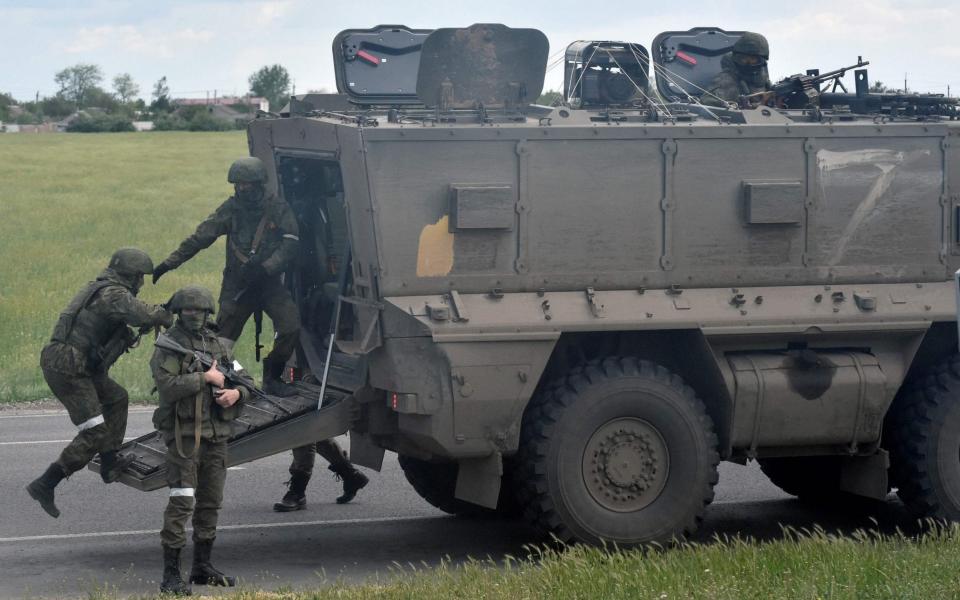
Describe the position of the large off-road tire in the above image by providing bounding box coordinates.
[887,353,960,520]
[514,356,719,546]
[397,455,521,517]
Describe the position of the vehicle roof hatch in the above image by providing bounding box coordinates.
[332,25,433,105]
[651,27,745,102]
[563,41,650,108]
[415,23,549,110]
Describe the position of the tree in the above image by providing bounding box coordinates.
[0,91,15,122]
[113,73,140,104]
[869,81,891,93]
[248,64,291,112]
[54,63,103,109]
[151,76,172,113]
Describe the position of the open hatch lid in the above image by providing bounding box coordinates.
[416,23,549,109]
[332,25,433,105]
[651,27,745,102]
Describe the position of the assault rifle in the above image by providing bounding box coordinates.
[741,57,870,109]
[154,333,260,396]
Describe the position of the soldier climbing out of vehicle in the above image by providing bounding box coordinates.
[703,32,772,106]
[26,248,173,518]
[152,157,301,397]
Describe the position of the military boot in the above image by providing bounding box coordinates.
[329,464,369,504]
[273,471,310,512]
[262,357,297,397]
[25,463,65,518]
[189,539,236,587]
[160,545,191,596]
[99,450,136,484]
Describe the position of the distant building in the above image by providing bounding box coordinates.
[174,95,269,112]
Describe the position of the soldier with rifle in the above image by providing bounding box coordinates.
[26,248,173,518]
[151,285,251,595]
[152,157,300,396]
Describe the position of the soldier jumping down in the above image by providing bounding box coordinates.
[26,248,172,518]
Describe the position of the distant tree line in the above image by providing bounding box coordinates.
[3,63,295,133]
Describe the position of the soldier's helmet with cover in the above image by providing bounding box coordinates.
[168,285,216,314]
[109,247,154,276]
[227,157,268,184]
[731,32,769,67]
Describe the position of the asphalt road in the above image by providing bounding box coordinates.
[0,408,916,598]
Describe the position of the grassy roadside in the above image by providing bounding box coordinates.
[0,131,269,404]
[86,526,960,600]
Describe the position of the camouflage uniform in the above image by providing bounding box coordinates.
[26,248,171,519]
[703,32,772,106]
[154,158,301,391]
[152,285,248,594]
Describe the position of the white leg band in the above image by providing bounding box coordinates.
[169,488,195,497]
[77,414,105,432]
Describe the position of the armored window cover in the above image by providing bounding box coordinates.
[332,25,433,105]
[416,24,549,109]
[651,28,745,102]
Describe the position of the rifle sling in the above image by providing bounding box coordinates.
[230,213,271,265]
[174,389,203,460]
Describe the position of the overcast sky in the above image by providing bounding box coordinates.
[2,0,957,102]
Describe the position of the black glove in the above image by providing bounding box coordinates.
[157,309,174,329]
[240,262,267,285]
[152,263,171,285]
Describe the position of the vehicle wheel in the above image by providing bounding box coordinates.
[887,353,960,520]
[397,455,520,517]
[514,356,719,546]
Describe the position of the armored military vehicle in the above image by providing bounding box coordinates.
[104,24,960,547]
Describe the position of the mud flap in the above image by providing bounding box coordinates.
[454,452,503,509]
[839,449,890,500]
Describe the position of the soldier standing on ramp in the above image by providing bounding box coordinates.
[151,285,249,595]
[26,248,173,518]
[152,157,301,396]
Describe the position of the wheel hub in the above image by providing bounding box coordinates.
[582,417,669,512]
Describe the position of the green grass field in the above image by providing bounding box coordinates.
[84,526,960,600]
[0,131,271,403]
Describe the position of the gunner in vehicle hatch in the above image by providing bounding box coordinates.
[703,32,772,106]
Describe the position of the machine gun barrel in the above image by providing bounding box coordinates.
[810,58,869,87]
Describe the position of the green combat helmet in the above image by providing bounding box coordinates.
[732,32,769,65]
[109,247,154,276]
[227,157,268,184]
[168,285,216,313]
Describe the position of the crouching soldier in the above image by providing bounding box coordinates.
[151,285,250,595]
[27,248,172,518]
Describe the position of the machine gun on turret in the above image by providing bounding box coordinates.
[740,56,958,118]
[741,57,869,109]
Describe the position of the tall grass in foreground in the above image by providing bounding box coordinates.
[87,525,960,599]
[0,131,260,403]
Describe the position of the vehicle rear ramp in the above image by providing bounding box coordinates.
[89,380,354,492]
